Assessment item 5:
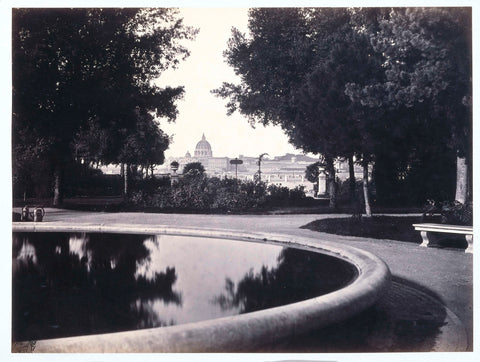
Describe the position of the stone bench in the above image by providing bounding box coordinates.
[413,223,473,253]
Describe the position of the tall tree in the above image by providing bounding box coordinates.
[346,7,472,203]
[117,107,171,180]
[289,8,387,214]
[214,8,385,212]
[214,8,339,207]
[12,8,197,205]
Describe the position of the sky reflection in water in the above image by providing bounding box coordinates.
[12,232,356,341]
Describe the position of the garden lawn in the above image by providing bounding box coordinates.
[300,216,428,244]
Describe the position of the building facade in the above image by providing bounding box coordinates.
[168,134,229,176]
[160,133,366,196]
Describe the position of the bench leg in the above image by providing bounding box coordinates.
[419,231,431,248]
[465,235,473,253]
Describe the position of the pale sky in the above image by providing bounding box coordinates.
[156,8,303,159]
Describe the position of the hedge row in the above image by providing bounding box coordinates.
[129,176,309,211]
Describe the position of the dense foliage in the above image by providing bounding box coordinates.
[423,199,473,226]
[440,201,473,226]
[12,8,197,204]
[181,162,206,180]
[129,175,309,212]
[214,7,471,208]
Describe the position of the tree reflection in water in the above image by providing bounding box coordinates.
[12,232,181,342]
[213,248,357,313]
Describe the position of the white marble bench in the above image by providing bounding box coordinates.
[413,223,473,253]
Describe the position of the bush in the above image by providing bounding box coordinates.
[265,184,306,207]
[440,201,473,226]
[128,176,307,212]
[131,176,170,194]
[63,166,123,197]
[211,178,264,210]
[421,200,472,226]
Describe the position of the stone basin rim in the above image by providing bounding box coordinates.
[12,222,391,353]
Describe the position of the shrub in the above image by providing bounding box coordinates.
[288,185,307,202]
[182,162,206,177]
[265,184,290,206]
[209,179,266,211]
[128,175,308,212]
[64,166,123,197]
[264,184,306,207]
[131,176,170,194]
[170,175,212,209]
[440,201,473,226]
[420,199,473,226]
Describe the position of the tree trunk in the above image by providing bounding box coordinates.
[325,156,337,209]
[455,155,468,204]
[362,161,372,217]
[348,155,356,205]
[123,163,128,200]
[53,163,63,206]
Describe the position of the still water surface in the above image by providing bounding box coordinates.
[12,232,356,341]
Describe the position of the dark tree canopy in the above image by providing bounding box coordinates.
[213,8,385,209]
[215,8,313,130]
[346,7,472,203]
[214,7,472,206]
[346,7,472,157]
[12,8,198,204]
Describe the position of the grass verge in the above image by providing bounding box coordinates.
[300,215,430,243]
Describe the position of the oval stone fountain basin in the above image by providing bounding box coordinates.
[11,223,391,352]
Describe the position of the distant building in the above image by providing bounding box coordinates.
[161,134,317,192]
[158,133,366,195]
[194,134,213,158]
[168,134,229,176]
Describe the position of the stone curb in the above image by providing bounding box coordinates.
[13,222,391,353]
